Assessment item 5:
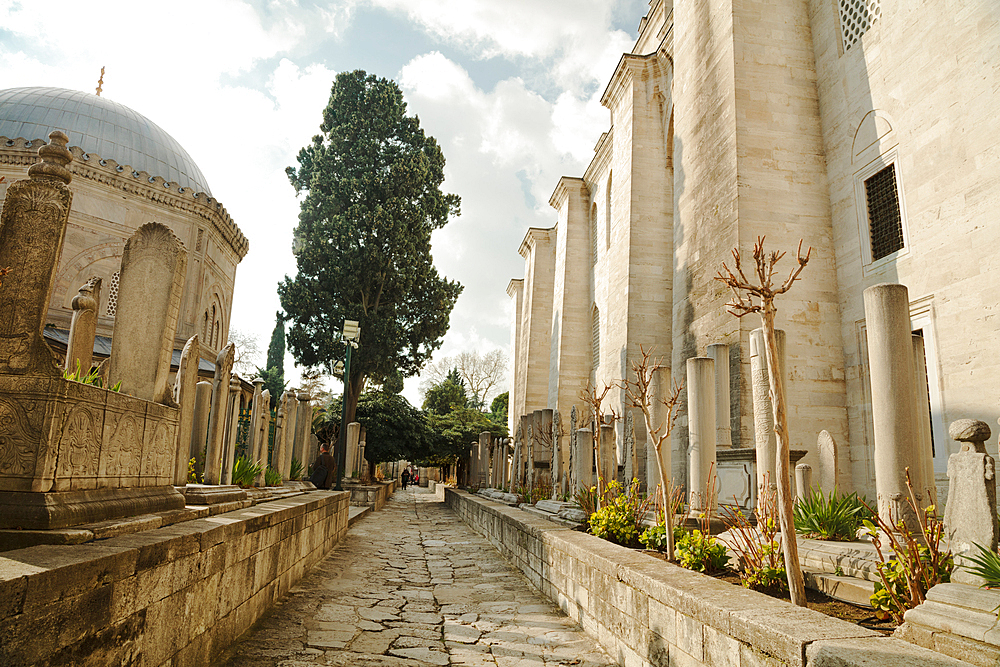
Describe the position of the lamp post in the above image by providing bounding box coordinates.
[334,319,360,492]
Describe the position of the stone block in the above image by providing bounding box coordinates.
[807,637,973,666]
[730,605,877,667]
[705,624,741,667]
[675,612,704,662]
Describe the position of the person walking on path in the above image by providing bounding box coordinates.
[401,468,410,489]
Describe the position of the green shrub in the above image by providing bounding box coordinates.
[231,456,262,488]
[793,486,873,541]
[639,524,669,551]
[187,457,199,484]
[264,466,283,486]
[289,457,304,481]
[588,479,651,548]
[720,488,787,592]
[674,529,729,573]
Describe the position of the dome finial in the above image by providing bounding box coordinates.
[96,66,105,96]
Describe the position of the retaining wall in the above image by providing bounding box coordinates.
[445,488,970,667]
[0,490,351,666]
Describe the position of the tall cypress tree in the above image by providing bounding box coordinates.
[280,70,462,424]
[259,312,285,408]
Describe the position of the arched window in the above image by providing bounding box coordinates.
[605,173,612,249]
[591,306,601,370]
[590,202,598,265]
[210,305,217,347]
[214,321,220,349]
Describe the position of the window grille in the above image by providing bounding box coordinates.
[839,0,880,52]
[865,165,903,261]
[105,271,120,316]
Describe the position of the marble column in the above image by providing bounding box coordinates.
[687,356,717,517]
[750,328,785,508]
[707,343,731,449]
[479,432,491,488]
[864,282,926,529]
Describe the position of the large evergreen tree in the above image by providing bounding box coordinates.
[258,312,286,408]
[280,70,462,422]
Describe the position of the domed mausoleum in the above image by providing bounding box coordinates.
[0,86,248,366]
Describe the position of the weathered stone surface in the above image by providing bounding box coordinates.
[173,335,200,486]
[688,356,716,516]
[950,420,991,451]
[190,380,212,477]
[204,343,235,485]
[108,222,188,403]
[807,637,972,666]
[65,277,101,375]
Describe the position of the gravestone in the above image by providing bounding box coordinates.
[687,356,717,517]
[221,376,241,485]
[65,277,101,374]
[796,463,812,501]
[346,422,361,479]
[254,389,271,486]
[511,423,522,488]
[272,391,289,480]
[293,391,311,476]
[599,423,616,489]
[108,222,188,403]
[281,392,298,478]
[247,378,264,467]
[707,343,732,448]
[204,343,235,485]
[172,335,200,486]
[574,427,592,491]
[551,409,562,499]
[479,432,491,488]
[623,410,635,483]
[190,380,212,477]
[568,405,578,493]
[817,430,838,492]
[945,419,998,585]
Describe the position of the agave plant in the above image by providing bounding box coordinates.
[793,486,873,541]
[264,466,283,486]
[231,456,262,488]
[964,543,1000,589]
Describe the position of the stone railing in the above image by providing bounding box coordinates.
[0,489,350,666]
[445,488,971,667]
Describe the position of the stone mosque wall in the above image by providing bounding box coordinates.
[508,0,1000,502]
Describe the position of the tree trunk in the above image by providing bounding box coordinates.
[762,304,807,607]
[654,441,675,560]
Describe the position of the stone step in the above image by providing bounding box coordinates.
[803,568,875,608]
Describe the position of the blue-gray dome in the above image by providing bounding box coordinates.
[0,86,212,196]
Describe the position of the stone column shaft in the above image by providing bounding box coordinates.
[574,427,593,491]
[707,343,732,449]
[687,357,717,515]
[750,328,785,506]
[864,283,926,529]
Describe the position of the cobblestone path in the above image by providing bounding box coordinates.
[219,487,614,667]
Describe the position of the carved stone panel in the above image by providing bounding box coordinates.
[99,390,145,489]
[52,380,106,492]
[0,375,55,492]
[141,401,179,487]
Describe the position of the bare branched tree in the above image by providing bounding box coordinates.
[228,329,263,377]
[621,345,684,560]
[579,380,619,505]
[418,349,509,408]
[714,235,811,607]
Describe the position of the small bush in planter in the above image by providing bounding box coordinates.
[588,479,651,548]
[674,528,729,573]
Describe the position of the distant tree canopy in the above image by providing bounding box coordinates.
[319,391,431,468]
[279,69,462,424]
[422,370,467,415]
[490,391,508,426]
[418,349,509,409]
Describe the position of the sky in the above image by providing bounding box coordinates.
[0,0,650,406]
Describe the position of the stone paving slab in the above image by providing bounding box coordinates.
[219,487,614,667]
